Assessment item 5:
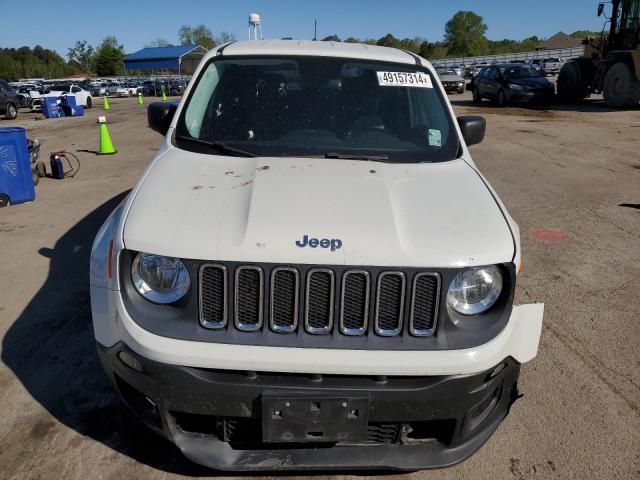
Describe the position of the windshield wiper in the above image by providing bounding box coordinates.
[175,135,256,157]
[325,152,389,161]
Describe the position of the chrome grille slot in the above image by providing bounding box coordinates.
[199,264,228,329]
[340,270,370,335]
[270,267,299,333]
[234,266,264,331]
[375,272,406,336]
[305,269,335,334]
[410,273,440,336]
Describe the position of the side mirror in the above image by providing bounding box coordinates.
[148,101,178,135]
[597,3,605,16]
[457,115,486,146]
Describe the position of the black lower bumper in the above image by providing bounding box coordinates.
[97,343,521,472]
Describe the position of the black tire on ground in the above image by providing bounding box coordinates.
[0,195,9,207]
[497,89,507,107]
[86,96,92,109]
[603,62,640,108]
[32,170,40,186]
[36,161,46,178]
[5,102,17,120]
[472,87,482,103]
[557,62,587,103]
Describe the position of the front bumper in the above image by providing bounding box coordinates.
[99,343,522,471]
[91,286,543,376]
[507,89,555,103]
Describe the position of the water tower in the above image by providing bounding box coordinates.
[249,13,263,40]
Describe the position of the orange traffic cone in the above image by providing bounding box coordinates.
[97,116,117,155]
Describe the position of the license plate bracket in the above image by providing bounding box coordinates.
[261,395,369,443]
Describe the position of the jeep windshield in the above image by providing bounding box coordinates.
[175,56,460,163]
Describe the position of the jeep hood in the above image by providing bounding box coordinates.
[123,150,514,267]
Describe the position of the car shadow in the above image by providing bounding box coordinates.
[1,192,213,476]
[1,192,396,477]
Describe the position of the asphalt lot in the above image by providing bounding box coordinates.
[0,93,638,480]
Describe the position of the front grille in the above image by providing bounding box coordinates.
[366,423,400,443]
[234,266,263,331]
[305,269,335,334]
[199,264,440,339]
[375,272,406,336]
[409,273,440,336]
[199,264,227,328]
[340,270,370,335]
[270,268,299,333]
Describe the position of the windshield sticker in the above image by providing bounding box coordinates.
[428,129,442,147]
[377,71,433,88]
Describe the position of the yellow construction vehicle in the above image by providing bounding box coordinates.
[558,0,639,107]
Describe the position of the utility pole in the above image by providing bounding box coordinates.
[313,19,317,41]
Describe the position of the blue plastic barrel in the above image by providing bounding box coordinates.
[41,97,61,118]
[61,95,77,108]
[0,127,35,206]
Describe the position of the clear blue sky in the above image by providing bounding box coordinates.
[0,0,603,57]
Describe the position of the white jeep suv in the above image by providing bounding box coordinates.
[90,40,543,471]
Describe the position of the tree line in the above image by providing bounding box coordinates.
[322,11,590,59]
[0,11,594,81]
[0,24,235,81]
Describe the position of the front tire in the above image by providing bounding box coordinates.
[497,89,507,107]
[472,87,482,103]
[5,102,17,120]
[0,195,9,207]
[86,96,92,109]
[557,61,588,102]
[603,62,640,108]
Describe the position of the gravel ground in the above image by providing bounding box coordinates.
[0,93,638,480]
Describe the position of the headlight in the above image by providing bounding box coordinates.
[508,83,524,91]
[447,266,503,315]
[131,252,190,303]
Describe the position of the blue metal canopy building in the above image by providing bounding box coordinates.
[123,45,208,74]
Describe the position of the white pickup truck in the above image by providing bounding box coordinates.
[90,40,543,471]
[541,57,563,75]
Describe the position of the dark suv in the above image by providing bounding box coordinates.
[0,79,19,120]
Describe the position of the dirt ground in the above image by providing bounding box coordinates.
[0,93,638,480]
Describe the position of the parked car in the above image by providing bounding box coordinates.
[42,84,93,108]
[472,63,555,106]
[541,57,562,75]
[90,40,544,472]
[167,80,186,96]
[0,79,19,119]
[436,68,465,94]
[91,82,109,96]
[466,65,489,91]
[453,65,466,78]
[10,86,32,109]
[124,82,142,95]
[472,63,488,77]
[106,82,129,96]
[141,81,158,96]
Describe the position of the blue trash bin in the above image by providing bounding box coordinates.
[60,95,77,108]
[0,127,36,206]
[41,97,61,118]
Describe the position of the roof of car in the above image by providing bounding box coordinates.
[209,40,422,66]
